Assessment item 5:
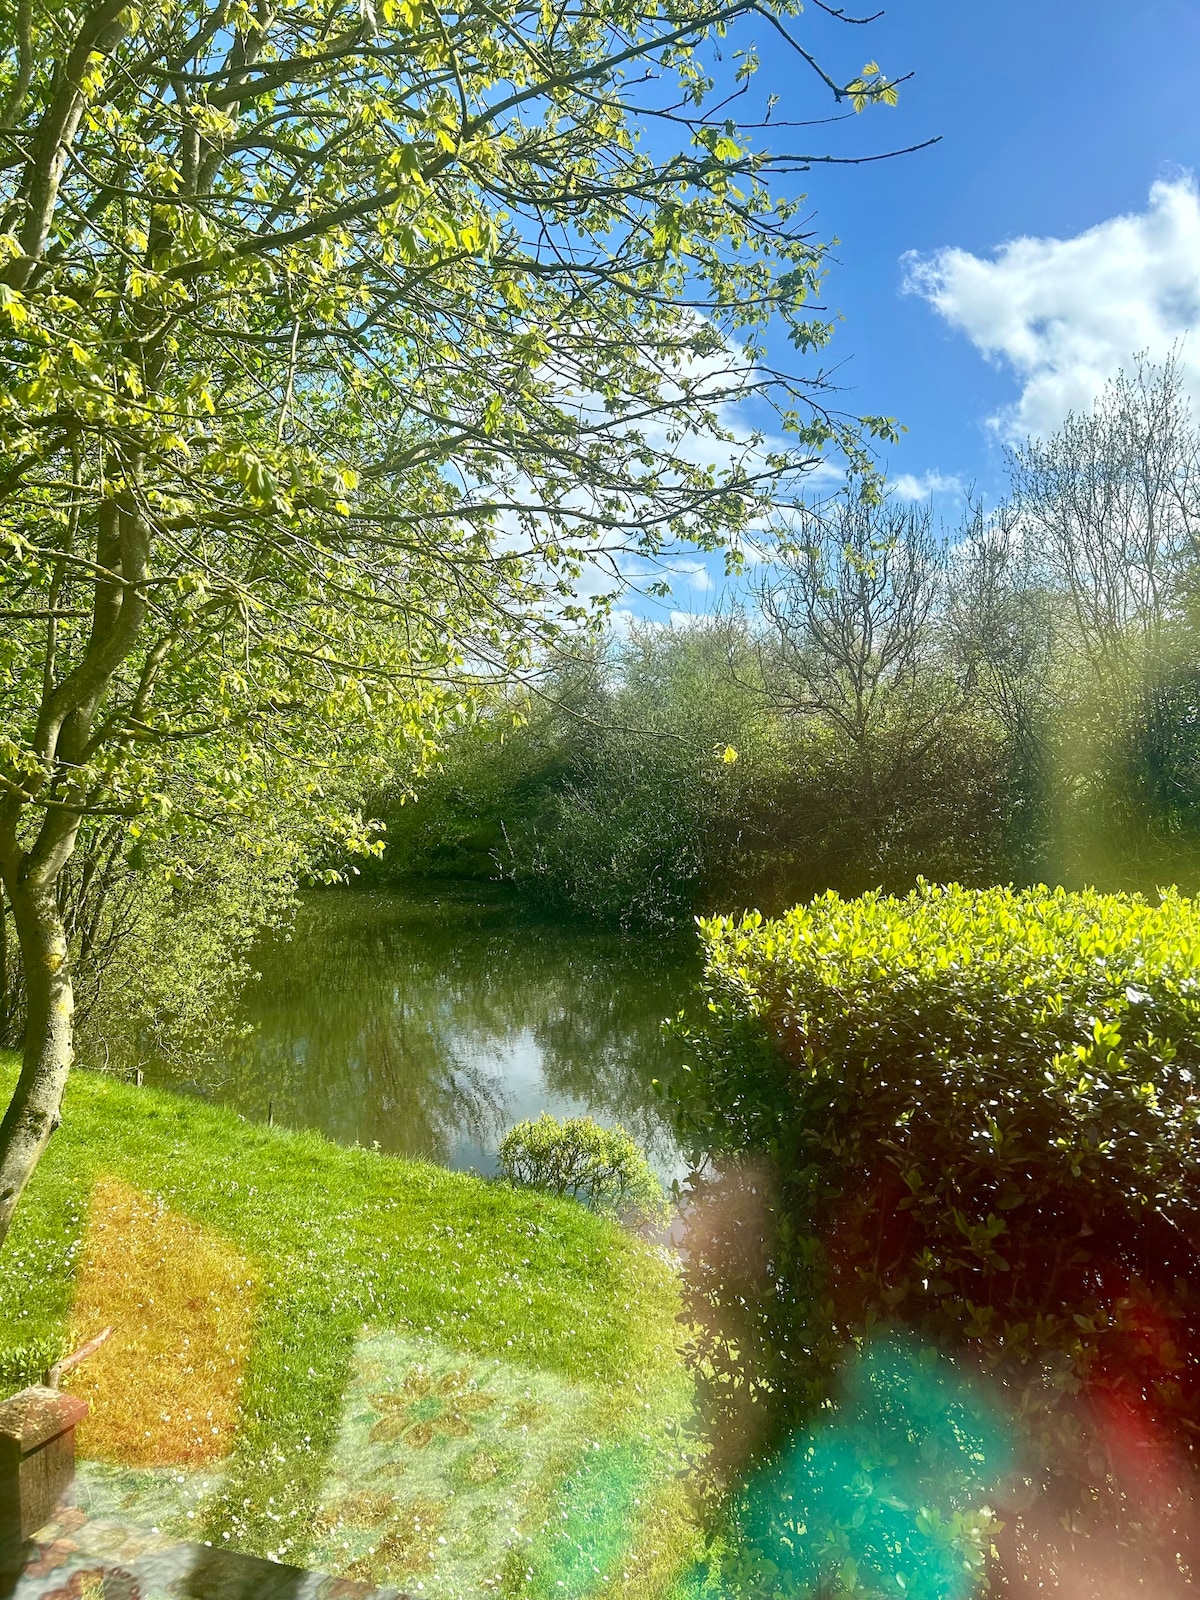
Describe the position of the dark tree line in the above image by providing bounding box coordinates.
[376,357,1200,927]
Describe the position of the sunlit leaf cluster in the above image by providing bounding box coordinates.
[0,0,898,862]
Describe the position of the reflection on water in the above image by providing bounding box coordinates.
[145,885,699,1181]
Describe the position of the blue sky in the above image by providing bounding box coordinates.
[609,1,1200,616]
[761,0,1200,504]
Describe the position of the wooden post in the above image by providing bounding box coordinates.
[0,1386,88,1567]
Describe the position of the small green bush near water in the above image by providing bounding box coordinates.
[500,1114,668,1224]
[673,882,1200,1592]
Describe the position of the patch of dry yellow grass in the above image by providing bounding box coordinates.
[65,1175,257,1467]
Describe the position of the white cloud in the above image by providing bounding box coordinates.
[890,469,966,502]
[904,176,1200,440]
[666,557,714,595]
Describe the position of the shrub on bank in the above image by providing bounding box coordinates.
[500,1114,668,1224]
[672,883,1200,1592]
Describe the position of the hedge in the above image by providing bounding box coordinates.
[671,883,1200,1594]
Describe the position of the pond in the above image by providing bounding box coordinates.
[144,883,702,1185]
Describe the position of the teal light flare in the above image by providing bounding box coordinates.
[694,1336,1015,1600]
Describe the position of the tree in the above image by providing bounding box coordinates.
[504,617,777,929]
[1008,357,1200,884]
[755,493,953,870]
[0,0,908,1240]
[945,497,1057,879]
[1010,355,1200,703]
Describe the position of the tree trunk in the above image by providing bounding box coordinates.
[0,489,146,1248]
[0,881,11,1046]
[0,877,73,1246]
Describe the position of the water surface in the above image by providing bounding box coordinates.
[148,885,700,1183]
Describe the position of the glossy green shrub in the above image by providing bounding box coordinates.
[672,883,1200,1593]
[499,1113,668,1225]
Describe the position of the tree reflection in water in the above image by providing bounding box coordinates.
[141,884,699,1175]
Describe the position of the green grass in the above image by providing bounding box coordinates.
[0,1056,693,1587]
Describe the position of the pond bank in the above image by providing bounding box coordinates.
[0,1058,702,1600]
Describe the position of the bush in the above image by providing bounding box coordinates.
[672,883,1200,1593]
[499,1114,668,1224]
[496,621,789,932]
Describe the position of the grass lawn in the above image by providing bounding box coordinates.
[0,1057,699,1600]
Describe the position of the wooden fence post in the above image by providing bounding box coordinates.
[0,1386,88,1568]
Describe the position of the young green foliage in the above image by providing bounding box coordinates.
[0,0,905,1239]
